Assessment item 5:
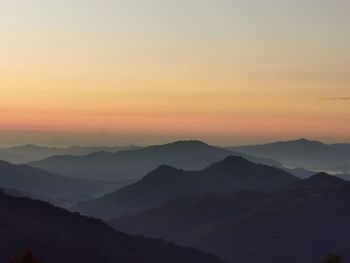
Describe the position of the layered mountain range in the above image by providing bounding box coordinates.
[111,174,350,263]
[230,138,350,173]
[30,141,280,180]
[0,160,133,207]
[0,191,223,263]
[73,156,297,219]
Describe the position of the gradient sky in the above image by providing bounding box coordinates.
[0,0,349,146]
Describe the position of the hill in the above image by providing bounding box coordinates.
[30,140,280,180]
[111,176,350,263]
[0,192,223,263]
[0,144,140,163]
[284,172,349,190]
[229,138,350,172]
[73,156,297,219]
[0,160,133,204]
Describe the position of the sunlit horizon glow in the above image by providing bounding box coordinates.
[1,0,349,146]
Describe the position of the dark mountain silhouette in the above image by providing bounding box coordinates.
[0,160,134,204]
[282,167,350,183]
[0,144,141,163]
[285,172,349,190]
[111,176,350,263]
[30,140,280,180]
[229,138,350,172]
[73,156,297,219]
[1,187,90,208]
[0,192,223,263]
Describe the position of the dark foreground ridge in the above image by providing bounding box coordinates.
[0,191,223,263]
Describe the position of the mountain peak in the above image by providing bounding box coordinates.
[307,172,347,184]
[273,138,324,146]
[173,140,208,144]
[154,164,180,172]
[288,172,349,190]
[201,155,297,184]
[204,155,254,171]
[222,155,249,163]
[294,138,323,144]
[167,140,211,148]
[141,165,184,182]
[142,140,226,156]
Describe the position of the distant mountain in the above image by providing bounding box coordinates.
[0,149,24,163]
[0,160,134,204]
[0,192,223,263]
[73,156,297,219]
[229,138,350,172]
[283,166,350,182]
[30,140,280,180]
[1,187,90,208]
[0,144,141,163]
[111,176,350,263]
[285,172,349,190]
[282,167,316,178]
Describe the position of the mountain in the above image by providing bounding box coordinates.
[0,192,223,263]
[0,149,24,163]
[1,187,91,208]
[73,156,297,219]
[229,138,350,172]
[285,172,349,190]
[283,167,316,178]
[283,167,350,183]
[0,144,141,163]
[30,140,280,180]
[0,160,134,205]
[111,176,350,263]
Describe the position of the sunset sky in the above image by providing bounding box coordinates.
[1,0,349,146]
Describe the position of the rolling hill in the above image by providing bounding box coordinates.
[73,156,297,219]
[30,140,280,180]
[111,174,350,263]
[0,144,141,163]
[0,191,223,263]
[0,160,133,204]
[229,138,350,172]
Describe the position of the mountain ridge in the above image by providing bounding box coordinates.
[30,140,281,180]
[72,156,297,219]
[0,144,141,164]
[0,160,133,206]
[0,191,223,263]
[111,178,350,263]
[229,138,350,173]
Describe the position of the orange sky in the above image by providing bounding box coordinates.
[0,1,349,146]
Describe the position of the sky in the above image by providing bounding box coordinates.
[0,0,349,146]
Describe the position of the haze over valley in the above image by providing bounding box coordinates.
[1,0,349,262]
